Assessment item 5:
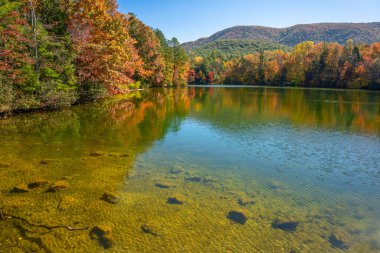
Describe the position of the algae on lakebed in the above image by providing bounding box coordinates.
[1,159,377,252]
[1,87,380,252]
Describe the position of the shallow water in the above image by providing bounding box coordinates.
[0,86,379,252]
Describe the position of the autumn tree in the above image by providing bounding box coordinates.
[286,41,314,85]
[0,1,34,86]
[127,14,165,86]
[190,39,379,89]
[0,0,34,111]
[68,0,142,96]
[171,37,189,85]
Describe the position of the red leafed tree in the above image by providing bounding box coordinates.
[0,7,34,84]
[206,72,215,84]
[187,69,196,84]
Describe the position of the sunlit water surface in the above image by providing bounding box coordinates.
[0,86,379,252]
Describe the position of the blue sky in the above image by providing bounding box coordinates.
[118,0,380,43]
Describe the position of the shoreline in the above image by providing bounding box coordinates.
[1,84,379,118]
[189,83,380,91]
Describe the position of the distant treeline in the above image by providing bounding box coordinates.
[188,40,380,89]
[0,0,188,113]
[187,39,292,60]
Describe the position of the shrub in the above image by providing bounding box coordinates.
[38,80,78,109]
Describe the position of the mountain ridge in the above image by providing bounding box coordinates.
[183,22,380,50]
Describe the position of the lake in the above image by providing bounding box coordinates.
[0,86,379,252]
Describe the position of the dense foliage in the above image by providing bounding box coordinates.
[183,23,380,50]
[189,40,380,89]
[188,39,291,60]
[0,0,188,113]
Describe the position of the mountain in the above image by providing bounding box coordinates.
[183,22,380,51]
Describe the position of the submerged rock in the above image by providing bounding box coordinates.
[89,152,104,157]
[203,176,218,184]
[329,234,350,250]
[227,210,249,225]
[271,219,299,232]
[107,152,130,158]
[167,194,187,205]
[0,163,10,168]
[155,180,176,189]
[90,225,113,249]
[185,176,202,183]
[28,179,49,189]
[228,191,247,198]
[47,180,69,192]
[141,222,162,236]
[101,192,120,204]
[11,184,29,193]
[60,176,73,181]
[228,191,255,206]
[39,159,52,165]
[58,196,76,211]
[169,168,183,174]
[269,180,284,190]
[237,196,255,206]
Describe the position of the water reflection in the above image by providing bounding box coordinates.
[188,86,380,135]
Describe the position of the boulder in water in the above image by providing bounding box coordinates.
[141,221,162,236]
[167,194,187,205]
[155,180,176,189]
[101,191,120,204]
[227,209,249,225]
[58,196,76,211]
[11,184,29,193]
[28,179,49,189]
[185,176,202,182]
[90,225,113,249]
[271,219,299,232]
[48,180,69,192]
[328,232,350,250]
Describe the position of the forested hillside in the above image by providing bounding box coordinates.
[189,40,380,89]
[0,0,188,113]
[183,23,380,50]
[188,39,291,60]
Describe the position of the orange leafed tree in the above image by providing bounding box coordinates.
[68,0,142,94]
[127,14,165,86]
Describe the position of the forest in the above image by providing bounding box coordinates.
[0,0,188,112]
[188,40,380,89]
[1,0,379,114]
[187,39,291,60]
